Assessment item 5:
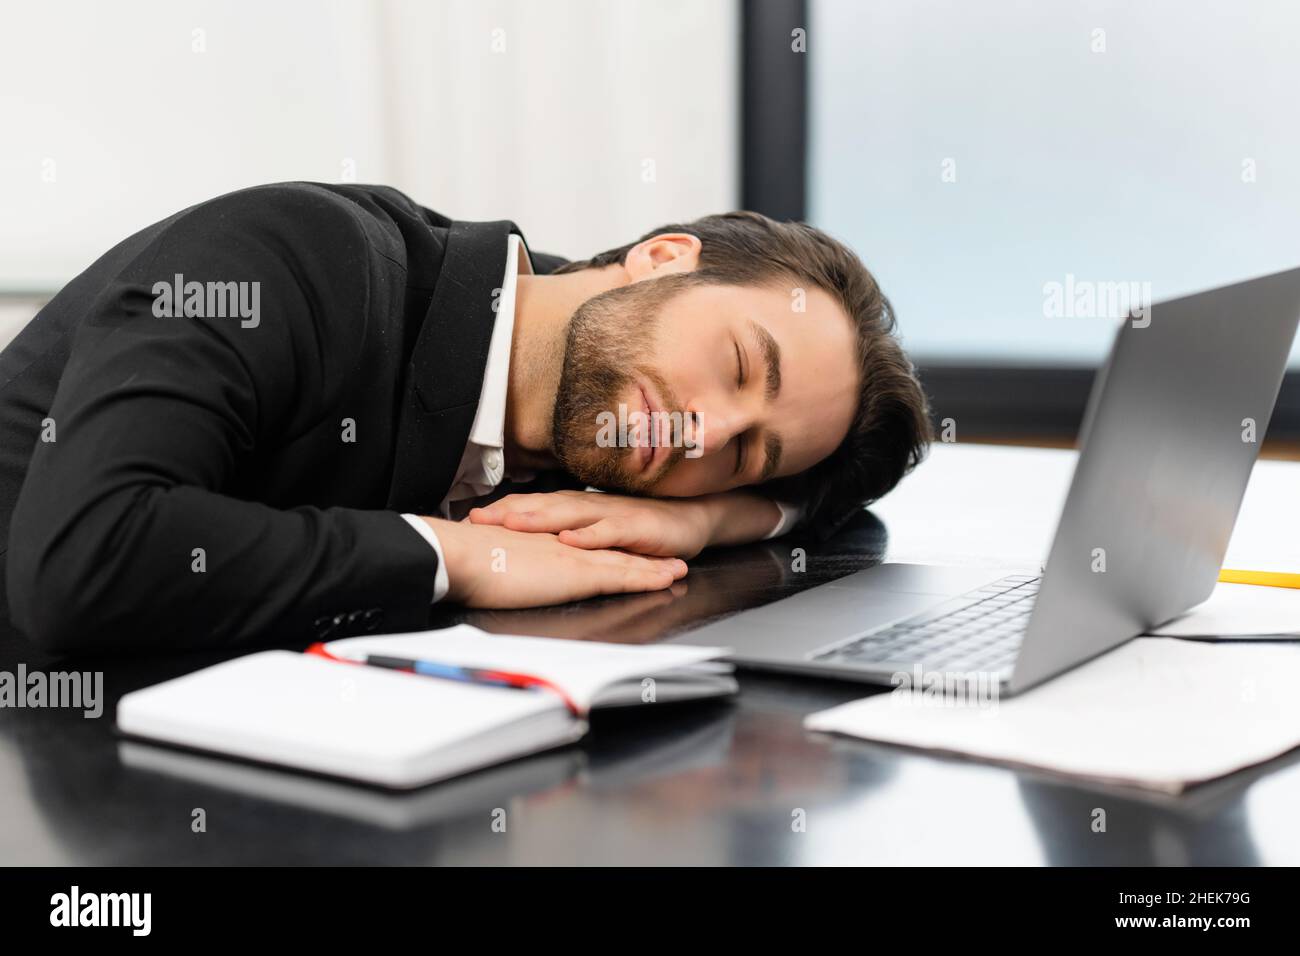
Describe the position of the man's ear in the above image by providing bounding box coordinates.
[623,233,702,282]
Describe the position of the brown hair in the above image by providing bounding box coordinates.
[555,211,933,537]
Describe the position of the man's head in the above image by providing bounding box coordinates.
[547,211,932,527]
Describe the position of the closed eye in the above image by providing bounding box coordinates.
[733,338,744,389]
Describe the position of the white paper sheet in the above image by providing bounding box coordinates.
[805,638,1300,793]
[1147,582,1300,638]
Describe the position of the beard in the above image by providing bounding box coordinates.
[550,277,691,494]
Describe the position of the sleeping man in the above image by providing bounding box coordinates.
[0,182,930,654]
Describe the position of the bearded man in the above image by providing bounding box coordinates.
[0,182,930,654]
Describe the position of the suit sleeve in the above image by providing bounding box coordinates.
[5,186,437,654]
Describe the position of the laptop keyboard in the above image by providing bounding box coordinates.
[810,573,1040,673]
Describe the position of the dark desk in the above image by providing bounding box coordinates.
[2,511,1297,865]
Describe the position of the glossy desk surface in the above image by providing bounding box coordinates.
[3,444,1299,865]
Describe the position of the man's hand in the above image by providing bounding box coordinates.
[425,517,687,607]
[467,489,784,559]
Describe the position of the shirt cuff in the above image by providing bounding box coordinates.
[401,513,451,604]
[761,500,803,540]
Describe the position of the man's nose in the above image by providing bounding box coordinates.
[682,405,747,459]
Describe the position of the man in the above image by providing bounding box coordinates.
[0,182,930,655]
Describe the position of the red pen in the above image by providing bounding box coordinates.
[305,642,582,716]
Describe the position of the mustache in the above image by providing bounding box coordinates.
[554,373,689,493]
[551,280,693,492]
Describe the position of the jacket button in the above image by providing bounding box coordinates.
[362,608,384,632]
[312,615,337,639]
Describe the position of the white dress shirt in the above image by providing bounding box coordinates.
[400,233,532,601]
[399,234,797,603]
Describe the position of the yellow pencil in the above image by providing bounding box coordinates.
[1218,569,1300,590]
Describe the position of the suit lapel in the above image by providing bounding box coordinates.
[386,219,521,513]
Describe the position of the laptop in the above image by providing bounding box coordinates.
[668,267,1300,696]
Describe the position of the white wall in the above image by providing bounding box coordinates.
[0,0,738,290]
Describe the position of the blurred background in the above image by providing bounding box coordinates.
[3,0,1298,446]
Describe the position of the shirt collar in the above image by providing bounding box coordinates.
[467,233,533,450]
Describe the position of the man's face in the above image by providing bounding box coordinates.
[551,276,858,497]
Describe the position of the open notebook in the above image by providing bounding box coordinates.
[117,625,735,789]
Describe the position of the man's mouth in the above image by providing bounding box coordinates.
[636,384,655,472]
[635,381,669,474]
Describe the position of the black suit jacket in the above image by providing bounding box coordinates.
[0,182,569,656]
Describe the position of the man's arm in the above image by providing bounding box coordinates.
[467,488,797,558]
[5,188,443,654]
[6,189,684,654]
